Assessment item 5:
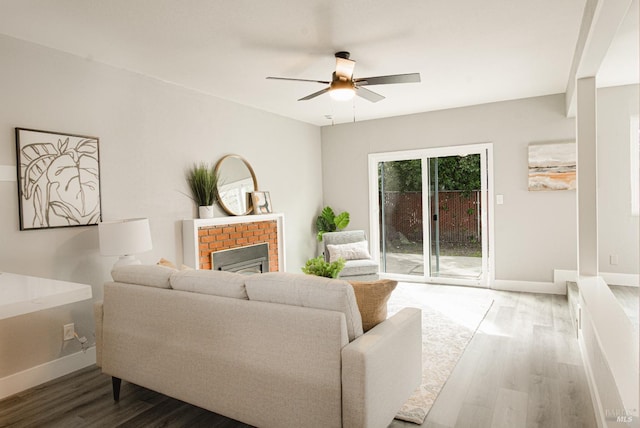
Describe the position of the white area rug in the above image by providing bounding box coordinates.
[389,283,494,425]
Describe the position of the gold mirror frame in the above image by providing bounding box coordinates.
[214,154,258,216]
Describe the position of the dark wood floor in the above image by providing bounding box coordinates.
[0,365,252,428]
[0,286,596,428]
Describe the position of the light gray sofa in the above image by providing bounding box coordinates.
[94,266,422,428]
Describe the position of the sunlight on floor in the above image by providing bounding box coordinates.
[476,319,512,337]
[389,282,493,331]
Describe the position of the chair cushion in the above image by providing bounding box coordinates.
[348,279,398,332]
[340,259,379,277]
[245,272,364,341]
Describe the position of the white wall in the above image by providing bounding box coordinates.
[321,94,578,284]
[0,35,322,383]
[597,84,640,278]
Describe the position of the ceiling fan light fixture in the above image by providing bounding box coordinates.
[266,50,419,104]
[329,79,355,101]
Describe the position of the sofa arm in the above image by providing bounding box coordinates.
[94,301,103,367]
[341,307,422,428]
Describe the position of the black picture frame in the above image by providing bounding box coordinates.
[15,127,102,230]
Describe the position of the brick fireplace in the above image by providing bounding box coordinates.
[182,213,285,271]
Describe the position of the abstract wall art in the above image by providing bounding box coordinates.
[15,128,101,230]
[528,141,576,191]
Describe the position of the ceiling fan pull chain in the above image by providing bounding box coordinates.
[353,99,356,123]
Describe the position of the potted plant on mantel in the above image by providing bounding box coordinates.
[186,162,219,219]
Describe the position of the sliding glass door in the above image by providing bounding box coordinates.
[369,144,492,287]
[378,159,426,277]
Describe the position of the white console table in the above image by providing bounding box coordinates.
[0,272,92,320]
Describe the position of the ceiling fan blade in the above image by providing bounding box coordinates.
[266,77,330,84]
[335,57,355,79]
[355,86,385,103]
[355,73,421,86]
[298,87,330,101]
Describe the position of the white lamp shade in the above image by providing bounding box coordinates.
[99,218,153,256]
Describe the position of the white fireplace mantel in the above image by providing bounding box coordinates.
[182,213,285,271]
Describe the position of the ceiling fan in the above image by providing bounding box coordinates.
[266,51,421,103]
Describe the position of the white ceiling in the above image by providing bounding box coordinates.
[0,0,637,126]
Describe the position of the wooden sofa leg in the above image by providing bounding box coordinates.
[112,377,122,402]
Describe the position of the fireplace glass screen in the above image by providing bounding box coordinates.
[211,243,269,274]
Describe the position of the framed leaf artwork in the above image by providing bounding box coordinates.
[15,128,102,230]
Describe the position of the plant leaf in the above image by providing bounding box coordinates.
[316,216,331,231]
[20,143,58,198]
[320,206,335,223]
[31,186,45,227]
[58,138,69,154]
[334,212,350,230]
[186,162,218,206]
[49,200,79,224]
[301,256,345,278]
[75,139,98,154]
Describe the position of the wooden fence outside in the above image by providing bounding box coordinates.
[382,190,481,244]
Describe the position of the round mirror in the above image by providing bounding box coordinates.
[214,155,258,216]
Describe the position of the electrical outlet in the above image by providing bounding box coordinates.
[63,323,75,341]
[610,255,619,265]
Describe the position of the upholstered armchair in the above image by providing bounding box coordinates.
[322,230,379,280]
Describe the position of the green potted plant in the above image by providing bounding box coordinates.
[186,162,219,219]
[315,206,350,241]
[301,256,346,279]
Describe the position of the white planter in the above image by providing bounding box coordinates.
[198,205,214,219]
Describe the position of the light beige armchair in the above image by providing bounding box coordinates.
[323,230,379,280]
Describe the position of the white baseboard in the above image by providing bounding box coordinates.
[554,269,639,287]
[0,347,96,400]
[554,269,578,285]
[599,272,639,287]
[492,279,566,295]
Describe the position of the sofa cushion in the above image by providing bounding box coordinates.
[169,269,248,299]
[348,279,398,332]
[111,264,175,289]
[326,241,371,263]
[245,272,364,341]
